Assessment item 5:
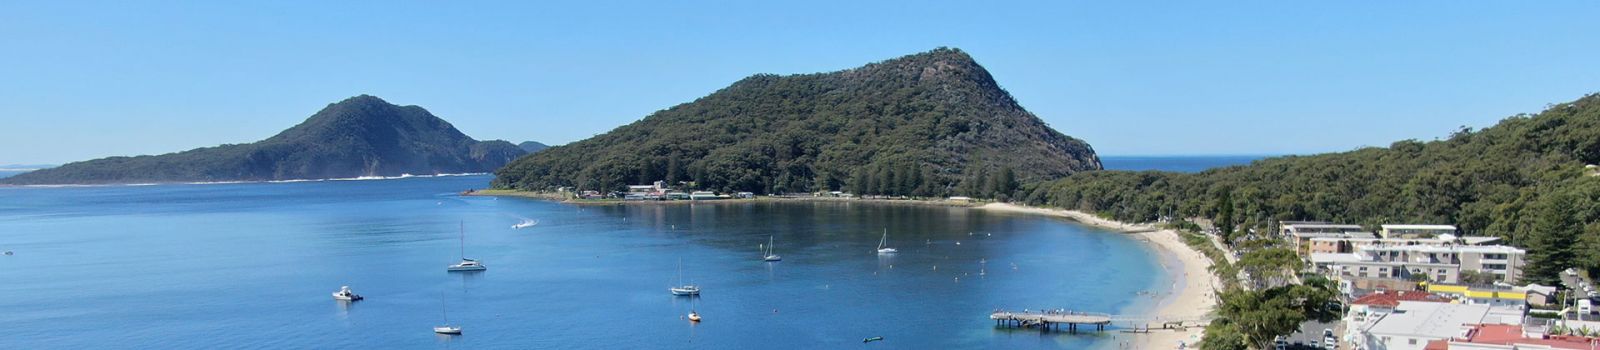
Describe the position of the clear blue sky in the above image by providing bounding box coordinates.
[3,1,1598,165]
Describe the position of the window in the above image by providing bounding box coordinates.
[1409,339,1417,345]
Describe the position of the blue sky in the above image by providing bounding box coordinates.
[2,1,1598,165]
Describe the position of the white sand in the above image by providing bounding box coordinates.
[978,203,1218,350]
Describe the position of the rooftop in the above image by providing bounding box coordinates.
[1447,324,1600,349]
[1364,301,1522,338]
[1382,224,1459,230]
[1350,290,1451,308]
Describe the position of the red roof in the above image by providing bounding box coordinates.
[1449,324,1600,350]
[1350,290,1449,308]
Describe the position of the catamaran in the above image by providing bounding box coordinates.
[669,258,700,296]
[762,235,782,262]
[332,285,363,301]
[448,222,487,272]
[876,228,898,255]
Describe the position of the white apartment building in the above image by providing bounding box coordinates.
[1317,244,1526,284]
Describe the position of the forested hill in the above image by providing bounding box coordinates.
[493,48,1101,196]
[2,95,526,185]
[1024,93,1600,280]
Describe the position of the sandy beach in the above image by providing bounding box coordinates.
[978,203,1217,350]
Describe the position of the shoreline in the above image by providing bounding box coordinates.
[976,203,1216,350]
[472,189,1213,348]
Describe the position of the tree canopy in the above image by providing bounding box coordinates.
[492,48,1100,195]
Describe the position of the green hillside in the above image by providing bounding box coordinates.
[493,48,1101,196]
[2,95,525,185]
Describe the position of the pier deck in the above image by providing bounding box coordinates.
[990,311,1111,332]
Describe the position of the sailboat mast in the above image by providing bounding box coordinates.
[459,221,465,259]
[440,291,449,324]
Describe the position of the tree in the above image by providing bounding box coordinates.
[1237,248,1301,289]
[1524,192,1581,285]
[1214,188,1237,243]
[1459,270,1501,285]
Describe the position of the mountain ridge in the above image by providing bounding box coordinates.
[2,95,525,185]
[494,47,1100,195]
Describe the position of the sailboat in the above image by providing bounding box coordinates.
[669,258,700,296]
[447,221,487,272]
[762,235,782,262]
[876,228,898,255]
[434,292,463,334]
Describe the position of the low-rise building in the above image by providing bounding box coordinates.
[1381,224,1458,239]
[1426,284,1530,309]
[1346,290,1452,325]
[1428,324,1600,349]
[1309,234,1502,255]
[1320,244,1526,284]
[689,191,719,200]
[1355,301,1524,350]
[1282,222,1372,256]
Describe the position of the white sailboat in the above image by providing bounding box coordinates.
[876,228,898,255]
[762,235,782,262]
[433,292,462,334]
[669,258,700,296]
[448,221,487,272]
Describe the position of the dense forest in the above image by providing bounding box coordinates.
[492,48,1100,195]
[1021,93,1600,282]
[2,95,526,185]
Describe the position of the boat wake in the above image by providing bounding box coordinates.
[512,218,539,229]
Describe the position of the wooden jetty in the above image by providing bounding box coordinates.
[990,310,1112,333]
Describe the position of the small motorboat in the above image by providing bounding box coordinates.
[433,325,462,335]
[448,258,487,272]
[687,311,702,322]
[332,286,363,301]
[511,219,538,229]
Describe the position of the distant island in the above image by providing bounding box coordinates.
[517,141,550,154]
[493,47,1100,197]
[2,95,531,185]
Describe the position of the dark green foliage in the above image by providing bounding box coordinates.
[1525,192,1582,285]
[1203,275,1340,350]
[492,48,1101,194]
[2,95,526,185]
[1027,93,1600,273]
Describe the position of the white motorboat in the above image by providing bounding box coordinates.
[876,228,898,254]
[670,258,700,296]
[511,218,538,229]
[447,222,487,272]
[332,285,363,301]
[687,311,702,322]
[762,235,781,262]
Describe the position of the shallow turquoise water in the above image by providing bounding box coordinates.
[0,175,1170,348]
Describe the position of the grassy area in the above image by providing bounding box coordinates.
[1180,231,1239,290]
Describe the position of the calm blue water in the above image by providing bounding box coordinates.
[0,175,1171,349]
[1100,155,1268,173]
